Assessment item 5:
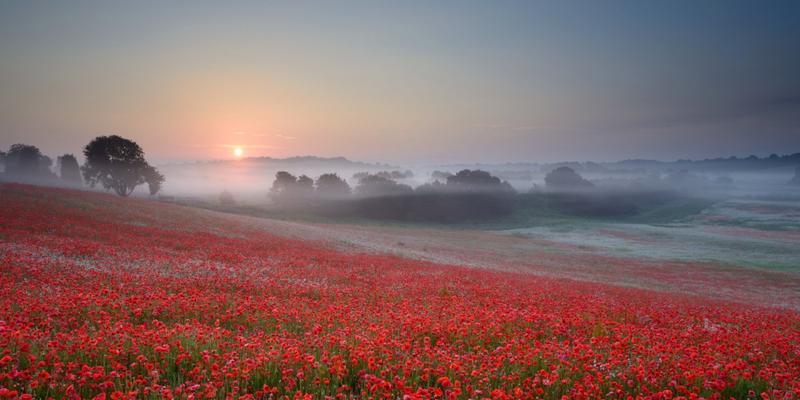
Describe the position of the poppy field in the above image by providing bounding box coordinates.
[1,183,799,399]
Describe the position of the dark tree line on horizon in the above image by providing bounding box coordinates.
[0,135,164,197]
[266,168,520,222]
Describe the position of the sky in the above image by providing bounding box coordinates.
[1,0,798,164]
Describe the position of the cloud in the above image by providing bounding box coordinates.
[275,134,296,140]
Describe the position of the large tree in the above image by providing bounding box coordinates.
[81,135,165,196]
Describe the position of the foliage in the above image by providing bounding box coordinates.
[544,166,594,189]
[354,174,413,197]
[270,171,314,205]
[445,169,516,193]
[57,154,82,185]
[2,144,54,180]
[81,135,164,196]
[316,173,351,197]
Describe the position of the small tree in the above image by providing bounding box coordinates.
[296,175,315,196]
[544,167,594,190]
[270,171,298,197]
[81,135,164,196]
[354,174,413,197]
[446,169,515,193]
[270,171,316,206]
[316,173,351,197]
[57,154,82,185]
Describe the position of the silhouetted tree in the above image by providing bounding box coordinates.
[544,167,594,190]
[431,170,453,181]
[270,171,315,205]
[271,171,298,197]
[296,175,314,195]
[219,190,236,206]
[81,135,164,196]
[354,174,413,197]
[316,173,351,197]
[0,150,6,172]
[4,144,54,179]
[446,169,515,193]
[143,165,165,195]
[57,154,82,185]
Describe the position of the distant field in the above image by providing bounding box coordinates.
[173,190,800,308]
[504,199,800,271]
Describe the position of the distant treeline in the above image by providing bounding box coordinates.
[0,136,163,196]
[617,152,800,171]
[259,167,651,222]
[264,169,517,222]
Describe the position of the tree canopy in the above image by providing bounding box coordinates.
[354,174,413,197]
[81,135,164,196]
[316,173,351,197]
[544,167,594,190]
[446,169,515,193]
[2,144,55,181]
[57,154,82,185]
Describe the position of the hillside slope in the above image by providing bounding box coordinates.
[1,184,799,398]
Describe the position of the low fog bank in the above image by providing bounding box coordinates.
[169,153,800,225]
[2,142,799,225]
[156,152,800,205]
[157,156,399,201]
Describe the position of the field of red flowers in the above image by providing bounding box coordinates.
[1,183,799,399]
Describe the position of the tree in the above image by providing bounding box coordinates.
[354,174,413,197]
[57,154,82,185]
[0,150,5,172]
[143,165,165,195]
[296,175,314,196]
[316,173,351,197]
[270,171,316,205]
[270,171,298,197]
[81,135,165,197]
[4,144,54,179]
[431,170,453,181]
[446,169,515,193]
[544,167,594,190]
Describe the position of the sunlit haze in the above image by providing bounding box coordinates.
[1,1,798,164]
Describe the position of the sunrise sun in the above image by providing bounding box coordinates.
[233,147,243,157]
